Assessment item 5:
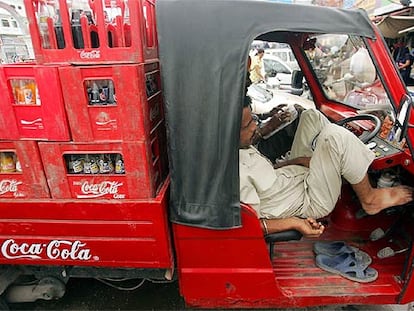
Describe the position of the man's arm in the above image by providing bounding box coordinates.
[262,217,325,238]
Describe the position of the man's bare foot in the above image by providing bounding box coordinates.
[361,186,413,215]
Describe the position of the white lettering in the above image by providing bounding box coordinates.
[79,50,101,59]
[1,239,41,259]
[0,180,23,195]
[46,240,92,260]
[77,181,124,199]
[1,239,93,261]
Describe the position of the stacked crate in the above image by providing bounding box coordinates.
[0,0,168,200]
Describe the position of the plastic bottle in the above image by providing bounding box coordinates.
[107,80,115,104]
[115,154,125,174]
[35,86,41,106]
[54,9,65,49]
[24,80,36,105]
[90,156,99,174]
[0,152,16,173]
[91,82,100,104]
[83,154,92,174]
[37,0,51,49]
[70,1,85,48]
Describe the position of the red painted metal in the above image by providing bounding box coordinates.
[38,138,167,199]
[0,1,413,308]
[0,63,71,141]
[0,178,173,268]
[59,62,163,142]
[0,141,50,199]
[173,203,412,308]
[24,0,158,64]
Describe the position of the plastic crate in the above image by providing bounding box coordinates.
[24,0,158,64]
[59,62,162,142]
[0,141,50,199]
[0,63,71,141]
[38,137,166,199]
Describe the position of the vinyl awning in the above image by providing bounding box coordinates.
[376,15,414,38]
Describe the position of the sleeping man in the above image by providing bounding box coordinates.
[239,96,413,237]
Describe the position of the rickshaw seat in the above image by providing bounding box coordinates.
[241,203,302,259]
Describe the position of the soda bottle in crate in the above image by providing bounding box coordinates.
[25,0,159,64]
[0,64,71,141]
[0,141,50,199]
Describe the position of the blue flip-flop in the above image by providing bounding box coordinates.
[313,241,372,267]
[315,252,378,283]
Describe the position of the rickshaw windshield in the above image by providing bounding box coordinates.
[304,34,392,112]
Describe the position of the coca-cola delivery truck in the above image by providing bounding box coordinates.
[0,0,414,309]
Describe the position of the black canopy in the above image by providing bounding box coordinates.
[156,0,376,229]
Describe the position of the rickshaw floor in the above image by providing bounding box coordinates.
[272,237,406,298]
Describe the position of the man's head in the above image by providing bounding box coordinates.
[240,96,258,148]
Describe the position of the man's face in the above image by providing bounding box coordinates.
[240,107,258,148]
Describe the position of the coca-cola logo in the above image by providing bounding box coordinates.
[1,239,96,261]
[79,50,101,59]
[0,179,23,197]
[73,180,125,199]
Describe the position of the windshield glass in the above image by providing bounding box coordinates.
[303,34,392,113]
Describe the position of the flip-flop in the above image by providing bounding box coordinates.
[315,253,378,283]
[313,241,372,267]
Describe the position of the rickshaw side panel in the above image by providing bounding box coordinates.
[0,180,174,269]
[172,204,282,308]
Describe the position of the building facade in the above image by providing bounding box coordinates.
[0,0,33,63]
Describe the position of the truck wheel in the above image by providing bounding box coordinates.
[0,297,9,311]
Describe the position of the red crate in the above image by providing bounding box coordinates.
[0,141,50,199]
[0,64,71,141]
[38,139,166,199]
[59,62,163,142]
[24,0,158,64]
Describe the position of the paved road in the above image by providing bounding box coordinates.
[7,278,414,311]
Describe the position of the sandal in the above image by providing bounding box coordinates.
[313,241,372,267]
[315,253,378,283]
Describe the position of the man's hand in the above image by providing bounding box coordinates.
[274,156,311,169]
[259,110,291,137]
[262,217,325,238]
[268,104,287,117]
[296,217,325,238]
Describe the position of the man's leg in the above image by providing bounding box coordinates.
[290,109,330,158]
[302,123,413,219]
[351,175,413,215]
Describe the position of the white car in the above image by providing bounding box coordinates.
[265,47,299,70]
[262,54,293,88]
[247,83,315,115]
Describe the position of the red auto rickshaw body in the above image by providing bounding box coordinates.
[0,0,413,309]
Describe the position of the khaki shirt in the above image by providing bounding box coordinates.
[239,146,307,219]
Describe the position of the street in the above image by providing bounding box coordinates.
[8,278,414,311]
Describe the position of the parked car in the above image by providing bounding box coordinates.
[247,83,315,115]
[265,47,299,70]
[262,54,293,88]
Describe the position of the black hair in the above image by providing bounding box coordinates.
[256,48,265,55]
[243,95,252,108]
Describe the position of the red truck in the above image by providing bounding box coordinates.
[0,0,413,309]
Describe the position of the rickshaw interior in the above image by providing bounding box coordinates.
[248,30,414,298]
